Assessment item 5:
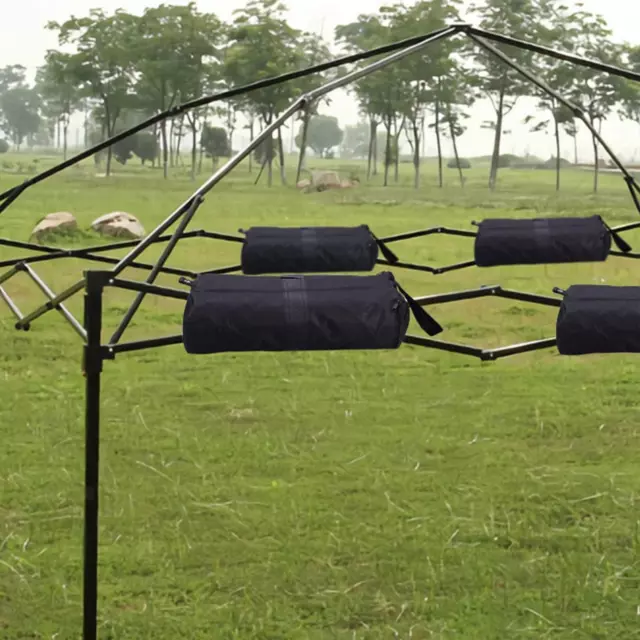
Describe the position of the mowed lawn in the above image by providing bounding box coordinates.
[1,157,640,639]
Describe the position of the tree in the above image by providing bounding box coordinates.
[335,14,390,181]
[133,3,222,180]
[521,2,609,191]
[0,86,41,151]
[0,65,27,94]
[616,45,640,153]
[134,132,160,165]
[200,124,231,165]
[294,114,343,158]
[341,121,370,158]
[441,106,471,187]
[224,0,312,187]
[46,9,138,177]
[112,134,138,165]
[563,10,623,193]
[468,0,547,190]
[35,51,81,160]
[381,0,463,188]
[291,33,333,182]
[0,65,40,152]
[0,139,9,153]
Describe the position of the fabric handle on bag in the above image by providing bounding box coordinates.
[394,282,443,336]
[282,276,310,333]
[371,232,399,264]
[532,219,552,249]
[300,228,318,262]
[602,220,632,253]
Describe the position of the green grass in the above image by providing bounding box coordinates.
[2,155,640,639]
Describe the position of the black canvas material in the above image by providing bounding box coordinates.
[182,271,442,355]
[474,216,631,267]
[240,225,398,274]
[556,284,640,355]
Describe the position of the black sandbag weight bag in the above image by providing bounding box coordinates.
[182,271,441,355]
[474,215,631,267]
[240,225,398,274]
[556,284,640,355]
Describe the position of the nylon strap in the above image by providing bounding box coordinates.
[394,281,443,336]
[371,232,399,264]
[601,219,632,253]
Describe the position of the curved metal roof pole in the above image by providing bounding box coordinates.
[466,26,640,84]
[468,32,640,216]
[107,25,462,346]
[0,24,460,214]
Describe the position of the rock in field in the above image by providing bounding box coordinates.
[91,212,145,239]
[311,170,342,190]
[30,212,78,243]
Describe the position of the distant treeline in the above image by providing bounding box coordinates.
[1,0,638,192]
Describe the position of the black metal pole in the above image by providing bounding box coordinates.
[465,26,640,83]
[82,271,108,640]
[468,33,640,204]
[108,195,203,345]
[111,26,458,281]
[0,25,464,214]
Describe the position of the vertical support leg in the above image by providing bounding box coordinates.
[82,271,107,640]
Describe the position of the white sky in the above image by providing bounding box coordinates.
[2,0,639,161]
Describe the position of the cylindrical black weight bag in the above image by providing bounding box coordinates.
[474,215,631,267]
[240,225,398,274]
[182,271,442,355]
[556,284,640,355]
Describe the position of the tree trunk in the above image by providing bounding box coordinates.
[372,126,379,176]
[161,119,169,180]
[296,108,311,183]
[367,118,376,180]
[169,118,175,168]
[96,122,106,167]
[175,114,186,166]
[265,116,274,187]
[488,78,507,191]
[553,106,561,192]
[393,117,402,183]
[448,115,464,188]
[248,119,254,173]
[590,112,599,193]
[56,119,61,150]
[191,121,197,182]
[383,117,392,187]
[435,97,443,188]
[106,145,113,177]
[278,127,287,185]
[105,109,114,178]
[412,122,421,189]
[62,116,69,161]
[152,122,158,167]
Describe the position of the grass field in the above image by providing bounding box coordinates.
[2,153,640,639]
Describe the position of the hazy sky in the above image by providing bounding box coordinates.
[3,0,640,161]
